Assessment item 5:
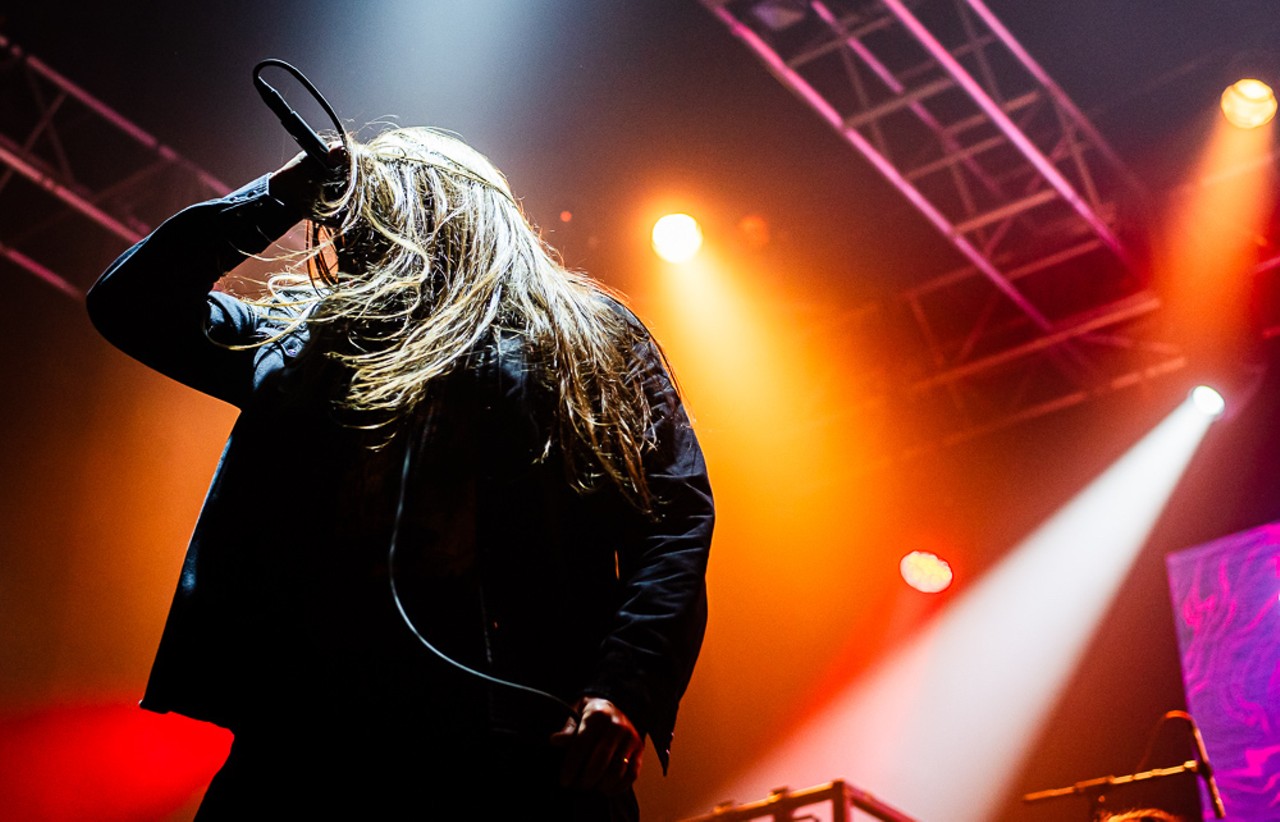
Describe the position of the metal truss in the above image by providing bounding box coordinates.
[679,779,917,822]
[0,35,228,299]
[701,0,1187,459]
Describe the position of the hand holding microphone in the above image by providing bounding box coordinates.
[255,59,351,217]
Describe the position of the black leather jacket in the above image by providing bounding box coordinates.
[86,174,713,769]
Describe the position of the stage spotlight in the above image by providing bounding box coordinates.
[753,0,807,31]
[1190,385,1226,418]
[652,213,703,263]
[714,396,1219,822]
[1221,79,1277,129]
[900,550,953,593]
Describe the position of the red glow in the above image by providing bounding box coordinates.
[0,702,230,820]
[559,210,573,223]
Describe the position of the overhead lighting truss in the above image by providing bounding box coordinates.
[701,0,1188,459]
[0,35,228,298]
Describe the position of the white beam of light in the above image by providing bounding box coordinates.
[706,399,1214,822]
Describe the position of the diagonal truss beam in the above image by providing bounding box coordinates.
[0,36,228,298]
[878,0,1127,262]
[700,0,1175,462]
[704,0,1057,331]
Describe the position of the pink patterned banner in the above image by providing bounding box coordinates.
[1167,523,1280,820]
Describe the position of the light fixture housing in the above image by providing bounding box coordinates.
[652,213,704,263]
[1221,79,1277,129]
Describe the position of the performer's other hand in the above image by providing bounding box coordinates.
[550,696,643,795]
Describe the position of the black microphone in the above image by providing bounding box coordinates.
[1166,710,1226,819]
[253,59,343,170]
[1188,717,1227,819]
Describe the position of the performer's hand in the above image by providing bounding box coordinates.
[550,696,643,795]
[268,145,348,212]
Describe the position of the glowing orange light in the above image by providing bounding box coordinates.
[900,550,953,593]
[1221,79,1277,129]
[651,213,703,263]
[738,214,771,249]
[559,210,573,223]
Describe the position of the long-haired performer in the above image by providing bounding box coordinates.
[87,128,713,820]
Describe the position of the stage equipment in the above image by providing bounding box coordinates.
[252,59,347,171]
[680,779,917,822]
[1189,385,1225,418]
[1018,757,1198,814]
[653,213,705,262]
[700,1,1191,459]
[1220,78,1277,129]
[1180,712,1226,819]
[899,549,952,592]
[1022,708,1225,820]
[1022,760,1203,821]
[0,37,229,297]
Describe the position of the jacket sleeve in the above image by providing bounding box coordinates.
[85,175,305,407]
[583,338,714,770]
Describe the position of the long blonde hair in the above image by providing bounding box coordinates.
[255,127,658,510]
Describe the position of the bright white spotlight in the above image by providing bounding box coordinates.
[652,214,703,263]
[1191,385,1226,418]
[708,398,1219,822]
[1221,79,1277,129]
[900,551,953,593]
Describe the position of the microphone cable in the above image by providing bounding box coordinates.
[386,416,581,722]
[253,58,579,724]
[252,58,349,170]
